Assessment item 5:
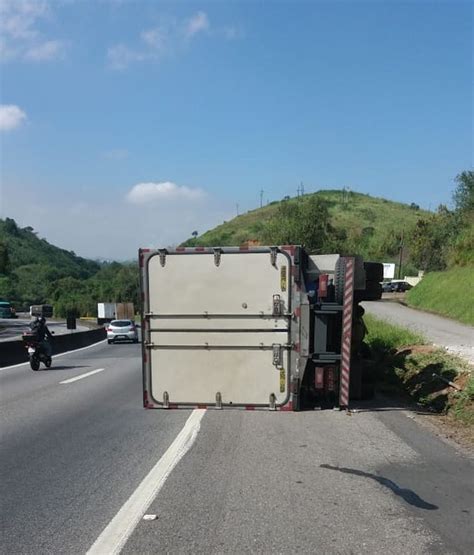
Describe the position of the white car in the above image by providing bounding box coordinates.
[107,320,139,344]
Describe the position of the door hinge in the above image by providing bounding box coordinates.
[159,249,167,267]
[213,248,222,267]
[272,294,282,317]
[272,343,283,367]
[270,246,278,267]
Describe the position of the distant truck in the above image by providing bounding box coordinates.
[30,304,53,318]
[97,302,135,325]
[139,246,383,411]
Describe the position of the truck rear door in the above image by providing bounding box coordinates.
[141,248,292,408]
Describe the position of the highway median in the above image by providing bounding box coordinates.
[0,327,107,368]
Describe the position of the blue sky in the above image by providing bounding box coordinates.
[0,0,472,260]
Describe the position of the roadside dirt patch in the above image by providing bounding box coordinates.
[377,344,474,448]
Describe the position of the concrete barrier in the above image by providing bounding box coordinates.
[0,328,106,368]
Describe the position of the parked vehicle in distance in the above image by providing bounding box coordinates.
[30,304,53,318]
[0,301,16,318]
[107,319,138,344]
[381,281,394,293]
[381,280,413,293]
[390,280,413,292]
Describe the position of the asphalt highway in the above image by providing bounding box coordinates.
[1,341,473,554]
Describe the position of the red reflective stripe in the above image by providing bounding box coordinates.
[280,401,293,412]
[339,257,354,407]
[197,404,207,409]
[176,247,186,252]
[168,403,178,409]
[245,405,255,410]
[239,245,249,251]
[141,248,150,253]
[294,306,301,318]
[195,247,205,252]
[294,342,300,353]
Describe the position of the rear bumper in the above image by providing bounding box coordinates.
[107,331,138,341]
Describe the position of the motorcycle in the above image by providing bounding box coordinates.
[22,332,53,371]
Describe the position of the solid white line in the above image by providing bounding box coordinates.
[0,340,107,371]
[59,368,105,384]
[87,409,206,555]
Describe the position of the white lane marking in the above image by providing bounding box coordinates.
[87,409,206,555]
[0,340,107,371]
[59,368,105,384]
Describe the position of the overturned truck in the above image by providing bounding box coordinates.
[139,246,383,411]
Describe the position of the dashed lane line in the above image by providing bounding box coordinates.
[59,368,105,384]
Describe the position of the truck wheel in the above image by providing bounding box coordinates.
[107,340,112,345]
[364,262,384,283]
[335,258,346,304]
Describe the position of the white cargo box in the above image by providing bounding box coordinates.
[141,248,293,408]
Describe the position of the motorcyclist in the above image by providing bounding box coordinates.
[30,316,53,357]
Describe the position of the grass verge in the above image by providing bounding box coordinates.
[364,314,474,432]
[406,266,474,326]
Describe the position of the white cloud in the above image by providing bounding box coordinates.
[141,27,166,49]
[0,104,27,131]
[184,11,209,38]
[126,181,206,204]
[24,39,64,61]
[107,43,146,70]
[107,10,240,70]
[0,0,65,63]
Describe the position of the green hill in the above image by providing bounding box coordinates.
[0,218,99,278]
[182,189,428,272]
[0,218,138,314]
[0,218,100,308]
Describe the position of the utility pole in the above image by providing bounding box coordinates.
[260,189,264,208]
[297,184,301,197]
[236,203,239,216]
[300,182,304,196]
[398,230,404,279]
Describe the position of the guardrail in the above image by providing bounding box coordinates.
[0,328,107,368]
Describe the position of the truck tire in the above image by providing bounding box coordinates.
[335,258,345,304]
[364,262,384,283]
